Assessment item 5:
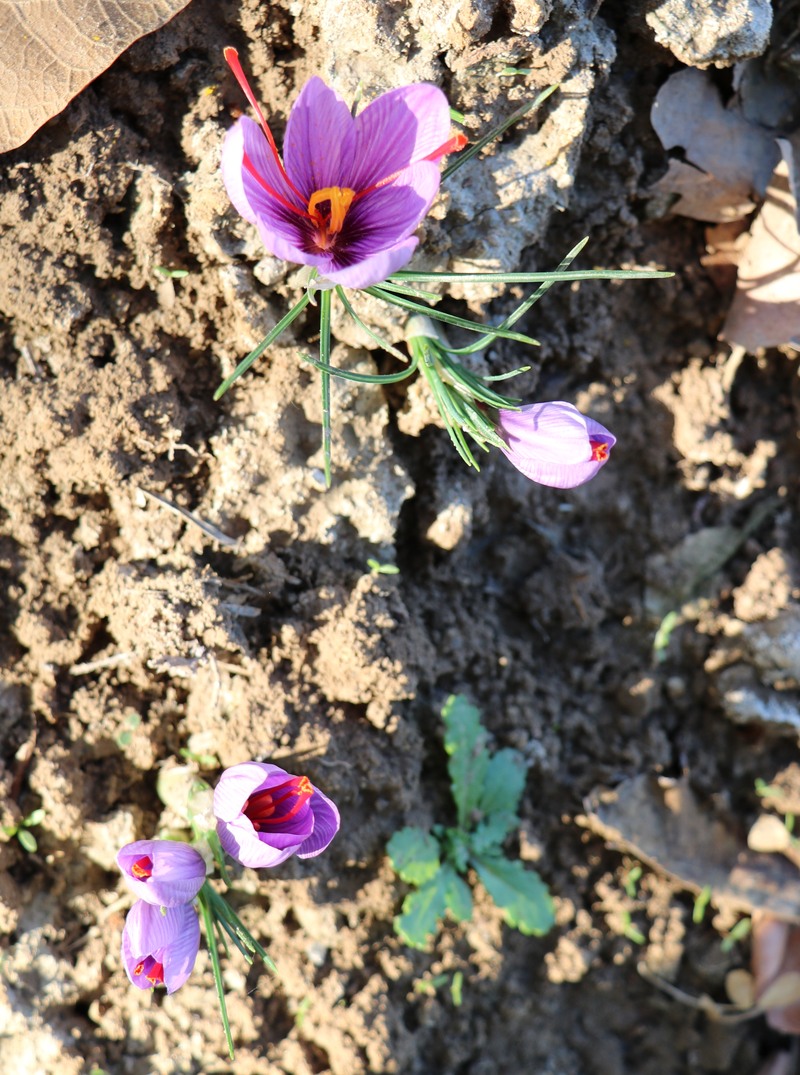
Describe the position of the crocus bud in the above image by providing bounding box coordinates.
[121,899,200,993]
[213,761,340,869]
[496,401,616,488]
[116,840,207,907]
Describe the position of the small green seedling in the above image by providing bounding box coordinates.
[692,885,712,924]
[115,712,141,747]
[3,807,45,853]
[154,266,189,279]
[367,558,399,576]
[387,695,554,950]
[721,916,751,953]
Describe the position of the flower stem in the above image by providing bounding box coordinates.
[319,288,333,487]
[197,883,235,1060]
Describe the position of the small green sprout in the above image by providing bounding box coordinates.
[450,970,464,1007]
[755,778,782,799]
[721,917,751,953]
[3,807,45,853]
[387,695,554,950]
[154,266,189,279]
[619,911,646,945]
[367,558,400,576]
[622,865,643,899]
[179,747,221,769]
[692,885,712,924]
[115,712,141,747]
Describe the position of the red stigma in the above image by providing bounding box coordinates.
[245,776,313,830]
[590,438,610,462]
[224,47,307,206]
[423,132,468,160]
[131,855,153,880]
[145,961,165,986]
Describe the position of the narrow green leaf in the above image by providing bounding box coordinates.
[387,827,441,886]
[214,290,311,400]
[477,748,527,820]
[442,695,489,829]
[472,854,554,936]
[394,871,449,950]
[441,864,473,923]
[451,970,464,1007]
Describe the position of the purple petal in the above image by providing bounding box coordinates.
[344,162,441,249]
[319,236,419,288]
[161,904,201,993]
[121,901,200,994]
[117,840,206,908]
[297,788,341,858]
[283,77,357,197]
[222,117,302,229]
[213,762,288,821]
[497,402,615,489]
[350,84,451,192]
[216,816,298,868]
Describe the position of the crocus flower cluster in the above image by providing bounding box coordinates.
[117,763,339,996]
[221,47,464,289]
[496,401,616,488]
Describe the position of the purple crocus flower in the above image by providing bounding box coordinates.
[213,761,340,869]
[121,899,200,994]
[221,48,465,290]
[116,840,207,907]
[497,401,616,488]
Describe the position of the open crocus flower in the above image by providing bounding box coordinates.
[117,839,207,907]
[497,401,616,488]
[121,899,200,994]
[214,761,340,869]
[221,48,464,289]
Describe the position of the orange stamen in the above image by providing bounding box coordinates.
[307,187,356,248]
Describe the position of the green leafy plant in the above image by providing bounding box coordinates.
[387,695,554,949]
[366,558,400,576]
[3,807,45,852]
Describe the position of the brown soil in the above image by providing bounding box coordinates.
[2,1,799,1073]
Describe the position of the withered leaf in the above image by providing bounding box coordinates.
[0,0,195,154]
[583,774,800,924]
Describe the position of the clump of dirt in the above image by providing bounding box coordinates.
[1,0,798,1073]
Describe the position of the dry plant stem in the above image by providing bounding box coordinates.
[136,487,241,548]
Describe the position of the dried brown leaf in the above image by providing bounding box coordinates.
[721,159,800,350]
[583,774,800,923]
[0,0,195,154]
[651,68,779,222]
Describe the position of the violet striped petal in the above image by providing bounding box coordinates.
[317,236,419,289]
[297,788,341,858]
[121,900,200,994]
[349,83,451,192]
[283,77,357,197]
